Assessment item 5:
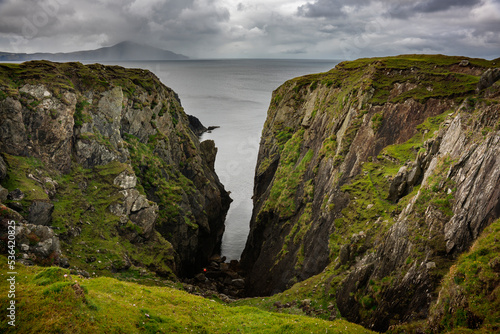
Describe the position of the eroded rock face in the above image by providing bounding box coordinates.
[0,61,230,278]
[0,211,63,266]
[242,55,500,332]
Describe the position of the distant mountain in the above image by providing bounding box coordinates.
[0,41,189,61]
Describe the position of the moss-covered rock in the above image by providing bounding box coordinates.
[0,61,230,280]
[241,54,500,332]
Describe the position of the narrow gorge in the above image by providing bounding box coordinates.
[1,55,499,333]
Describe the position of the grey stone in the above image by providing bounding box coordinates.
[129,204,158,240]
[20,84,52,100]
[114,171,137,189]
[7,188,24,201]
[339,244,351,265]
[0,185,8,202]
[407,162,422,186]
[14,223,61,264]
[459,60,470,67]
[476,68,500,92]
[28,200,54,226]
[131,195,150,212]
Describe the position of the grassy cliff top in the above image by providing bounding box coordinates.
[287,54,499,105]
[0,257,374,334]
[0,60,169,99]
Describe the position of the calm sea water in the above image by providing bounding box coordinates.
[103,59,340,260]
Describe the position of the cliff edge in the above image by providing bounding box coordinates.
[241,55,500,332]
[0,60,231,279]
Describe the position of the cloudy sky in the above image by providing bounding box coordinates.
[0,0,498,59]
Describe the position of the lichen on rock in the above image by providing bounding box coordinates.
[0,60,230,280]
[241,55,500,332]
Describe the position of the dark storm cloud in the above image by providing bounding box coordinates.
[390,0,483,18]
[0,0,231,54]
[0,0,498,59]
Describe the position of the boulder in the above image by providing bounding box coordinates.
[476,68,500,92]
[129,204,158,240]
[113,171,137,190]
[7,188,24,201]
[14,223,62,265]
[0,185,8,202]
[28,200,54,226]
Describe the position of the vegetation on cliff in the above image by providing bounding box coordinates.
[0,60,230,281]
[241,55,500,332]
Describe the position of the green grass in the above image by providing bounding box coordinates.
[124,134,200,232]
[262,130,312,219]
[434,219,500,332]
[390,219,500,333]
[0,259,375,334]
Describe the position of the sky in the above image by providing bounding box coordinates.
[0,0,498,60]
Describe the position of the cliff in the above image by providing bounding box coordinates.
[241,55,500,332]
[0,60,230,278]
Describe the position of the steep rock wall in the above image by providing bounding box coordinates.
[0,61,230,278]
[241,55,500,331]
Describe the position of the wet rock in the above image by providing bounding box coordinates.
[27,200,54,226]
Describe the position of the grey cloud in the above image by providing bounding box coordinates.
[389,0,483,18]
[297,0,370,18]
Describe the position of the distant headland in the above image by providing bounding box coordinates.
[0,41,189,62]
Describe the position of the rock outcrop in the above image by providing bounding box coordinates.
[0,61,230,279]
[241,55,500,332]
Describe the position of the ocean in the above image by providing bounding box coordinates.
[102,59,341,260]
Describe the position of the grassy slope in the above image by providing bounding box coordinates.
[0,155,177,279]
[0,257,374,334]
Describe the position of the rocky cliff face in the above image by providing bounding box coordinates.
[0,61,230,278]
[241,55,500,331]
